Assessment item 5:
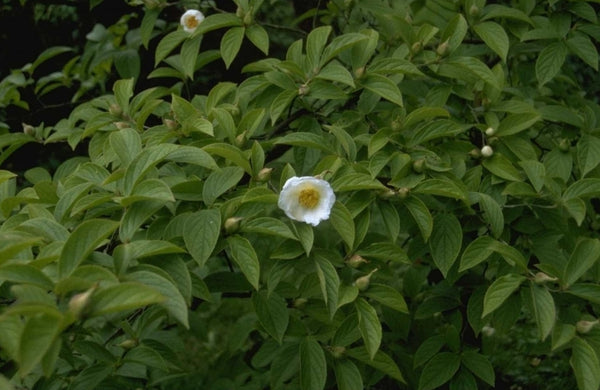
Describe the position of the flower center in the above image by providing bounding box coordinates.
[185,16,199,29]
[298,188,320,209]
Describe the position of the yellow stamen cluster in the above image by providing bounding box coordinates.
[298,188,320,209]
[185,16,199,30]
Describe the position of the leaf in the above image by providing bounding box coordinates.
[414,335,445,368]
[566,283,600,304]
[404,196,433,242]
[18,314,61,377]
[202,143,252,173]
[439,57,500,90]
[227,235,260,290]
[429,214,462,277]
[473,21,509,62]
[220,26,245,69]
[196,13,242,35]
[414,179,467,200]
[316,62,355,88]
[293,221,314,256]
[519,160,545,192]
[253,290,289,343]
[404,107,450,128]
[58,219,120,278]
[536,41,567,86]
[527,283,555,341]
[245,24,269,55]
[478,193,504,238]
[334,359,363,390]
[241,217,297,240]
[459,236,496,272]
[155,30,188,65]
[346,347,405,382]
[461,351,495,386]
[552,323,576,351]
[563,178,600,200]
[567,34,598,71]
[418,352,461,390]
[482,274,526,317]
[440,14,468,53]
[482,154,523,181]
[270,89,297,125]
[355,298,382,360]
[496,112,541,137]
[123,144,178,195]
[329,201,355,248]
[0,264,54,290]
[571,337,600,390]
[363,283,408,313]
[563,238,600,287]
[360,74,403,107]
[181,33,202,79]
[109,128,141,166]
[577,135,600,177]
[113,78,134,114]
[314,254,340,319]
[202,166,245,205]
[300,337,327,390]
[126,270,189,328]
[67,364,112,390]
[306,26,332,69]
[323,32,369,65]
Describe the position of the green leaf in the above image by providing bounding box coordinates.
[563,178,600,200]
[563,238,600,287]
[241,217,297,240]
[355,298,381,360]
[404,107,450,128]
[478,193,504,238]
[253,290,288,343]
[123,144,178,195]
[329,201,355,248]
[306,26,332,70]
[552,323,576,351]
[577,135,600,177]
[438,57,500,90]
[270,89,298,125]
[459,236,496,272]
[58,219,119,278]
[418,352,461,390]
[571,337,600,390]
[202,143,252,173]
[414,335,445,368]
[363,283,408,313]
[300,337,327,390]
[120,178,174,206]
[113,78,134,114]
[430,214,462,277]
[202,166,245,205]
[196,13,242,35]
[109,128,141,166]
[334,359,363,390]
[293,222,314,256]
[314,254,340,318]
[140,8,159,48]
[332,173,387,192]
[181,33,202,79]
[473,21,509,62]
[346,347,405,382]
[360,74,403,107]
[567,34,598,71]
[519,160,545,192]
[323,32,370,66]
[123,345,166,370]
[536,41,567,86]
[481,4,533,24]
[414,179,467,200]
[126,269,189,328]
[527,283,555,341]
[68,364,112,390]
[482,154,523,181]
[496,112,541,137]
[155,30,188,65]
[0,264,53,290]
[461,351,495,386]
[18,314,61,377]
[566,283,600,304]
[404,196,433,242]
[17,217,69,242]
[316,62,355,88]
[227,235,260,290]
[440,14,468,53]
[482,274,526,317]
[246,24,269,55]
[220,27,245,69]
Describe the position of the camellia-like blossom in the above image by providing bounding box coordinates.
[278,176,336,226]
[180,9,205,33]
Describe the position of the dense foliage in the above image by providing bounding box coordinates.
[1,0,600,389]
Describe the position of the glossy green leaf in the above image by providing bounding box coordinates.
[221,27,245,69]
[404,196,433,242]
[482,274,526,317]
[360,74,403,107]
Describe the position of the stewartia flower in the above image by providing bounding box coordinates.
[278,176,335,226]
[180,9,205,33]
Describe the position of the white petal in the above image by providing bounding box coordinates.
[277,176,336,226]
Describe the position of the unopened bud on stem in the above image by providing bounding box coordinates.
[481,145,494,157]
[224,217,243,234]
[346,254,369,268]
[354,268,378,291]
[576,319,599,334]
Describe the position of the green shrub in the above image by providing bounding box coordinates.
[1,0,600,389]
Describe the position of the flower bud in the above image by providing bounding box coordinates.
[346,254,369,268]
[481,325,495,337]
[436,40,449,56]
[485,127,495,136]
[481,145,494,157]
[530,357,541,367]
[412,159,426,173]
[117,339,138,349]
[469,148,482,159]
[257,167,273,182]
[397,187,410,199]
[236,6,244,18]
[235,131,247,148]
[533,272,558,284]
[114,121,130,130]
[329,345,346,358]
[224,217,243,234]
[411,41,422,54]
[298,84,310,96]
[558,138,570,153]
[109,103,123,117]
[378,189,397,200]
[22,123,35,136]
[69,285,97,319]
[469,4,480,16]
[294,297,308,308]
[576,319,599,334]
[354,268,378,291]
[354,66,365,79]
[163,118,177,131]
[243,11,253,26]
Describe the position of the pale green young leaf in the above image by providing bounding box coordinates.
[430,213,462,277]
[220,27,245,69]
[155,30,188,66]
[300,337,327,390]
[58,219,119,278]
[571,337,600,390]
[227,235,260,290]
[355,298,382,360]
[253,290,288,343]
[482,274,526,317]
[418,352,461,390]
[536,41,567,86]
[245,24,269,55]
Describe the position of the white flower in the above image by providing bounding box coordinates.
[278,176,336,226]
[481,145,494,157]
[180,9,205,33]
